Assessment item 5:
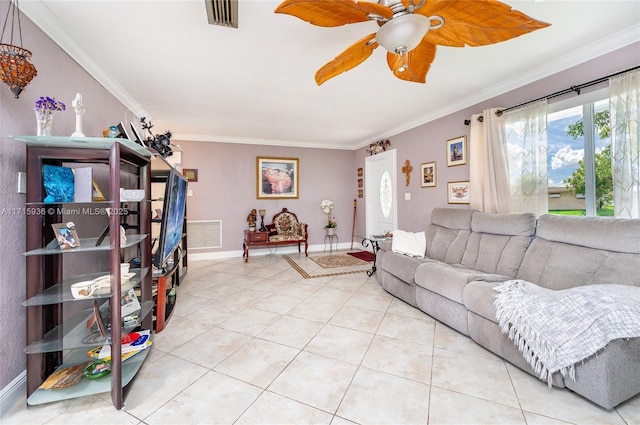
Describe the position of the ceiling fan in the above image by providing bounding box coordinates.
[275,0,550,85]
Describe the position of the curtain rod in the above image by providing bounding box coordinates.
[463,65,640,125]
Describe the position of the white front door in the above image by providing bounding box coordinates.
[365,149,397,235]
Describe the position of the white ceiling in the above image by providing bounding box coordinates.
[20,0,640,150]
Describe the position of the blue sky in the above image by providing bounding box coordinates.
[546,105,609,188]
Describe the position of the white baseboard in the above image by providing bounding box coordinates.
[188,242,362,262]
[0,370,26,419]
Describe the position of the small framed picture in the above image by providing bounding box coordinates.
[52,222,81,250]
[446,136,467,167]
[182,168,198,182]
[420,161,437,188]
[447,181,470,204]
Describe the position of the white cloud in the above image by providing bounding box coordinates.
[551,145,583,170]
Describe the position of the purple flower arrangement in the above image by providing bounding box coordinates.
[34,96,66,111]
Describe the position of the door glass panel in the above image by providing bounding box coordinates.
[379,171,392,218]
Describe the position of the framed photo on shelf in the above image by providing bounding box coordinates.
[256,156,299,199]
[117,122,131,141]
[51,222,81,249]
[447,181,470,204]
[446,136,467,166]
[420,161,437,187]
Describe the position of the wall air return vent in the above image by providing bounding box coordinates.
[205,0,238,28]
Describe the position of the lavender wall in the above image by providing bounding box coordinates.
[175,140,356,252]
[353,42,640,234]
[0,15,136,390]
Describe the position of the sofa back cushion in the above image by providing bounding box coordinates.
[460,212,536,278]
[517,214,640,290]
[426,208,473,264]
[273,210,299,235]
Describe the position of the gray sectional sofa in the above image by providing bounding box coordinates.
[377,208,640,409]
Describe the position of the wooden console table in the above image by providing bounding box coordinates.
[243,230,270,262]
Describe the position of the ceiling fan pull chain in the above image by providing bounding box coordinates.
[398,53,409,73]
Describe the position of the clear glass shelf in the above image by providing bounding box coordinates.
[24,200,149,207]
[9,135,151,158]
[26,335,153,406]
[22,268,150,306]
[24,301,154,354]
[24,234,148,256]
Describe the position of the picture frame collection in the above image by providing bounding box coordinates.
[418,135,470,204]
[252,135,469,204]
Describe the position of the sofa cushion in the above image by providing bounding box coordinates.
[379,251,426,285]
[269,234,304,242]
[536,214,640,254]
[273,211,299,235]
[426,208,474,264]
[414,261,508,304]
[463,280,502,322]
[460,212,536,278]
[517,238,640,290]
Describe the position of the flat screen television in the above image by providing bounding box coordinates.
[154,169,188,268]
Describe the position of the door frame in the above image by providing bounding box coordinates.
[365,149,398,235]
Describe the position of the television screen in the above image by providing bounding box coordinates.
[155,170,188,268]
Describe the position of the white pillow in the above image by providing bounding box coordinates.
[391,230,426,258]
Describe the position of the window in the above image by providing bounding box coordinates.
[547,92,613,216]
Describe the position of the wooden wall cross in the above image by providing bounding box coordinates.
[402,159,412,186]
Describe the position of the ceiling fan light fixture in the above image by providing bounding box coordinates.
[376,13,432,54]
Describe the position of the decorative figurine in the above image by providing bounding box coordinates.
[247,209,257,231]
[71,92,85,137]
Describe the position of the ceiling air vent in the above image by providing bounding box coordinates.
[205,0,238,28]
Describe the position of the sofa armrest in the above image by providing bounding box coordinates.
[297,222,308,240]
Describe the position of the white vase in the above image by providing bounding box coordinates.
[35,108,54,136]
[326,227,335,236]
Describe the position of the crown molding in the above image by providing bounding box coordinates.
[20,1,150,120]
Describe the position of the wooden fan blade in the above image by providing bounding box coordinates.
[386,40,437,83]
[275,0,393,27]
[412,0,550,47]
[315,33,378,85]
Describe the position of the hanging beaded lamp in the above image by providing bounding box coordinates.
[0,0,37,98]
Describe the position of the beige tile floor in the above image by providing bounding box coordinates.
[4,253,640,425]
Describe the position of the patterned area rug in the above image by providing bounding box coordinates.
[283,252,372,279]
[311,254,369,269]
[347,250,375,262]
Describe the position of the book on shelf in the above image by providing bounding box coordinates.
[87,329,152,362]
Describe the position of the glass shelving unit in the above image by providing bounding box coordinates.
[12,136,153,409]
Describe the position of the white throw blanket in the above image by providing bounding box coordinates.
[494,280,640,386]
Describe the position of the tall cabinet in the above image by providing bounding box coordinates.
[13,136,153,409]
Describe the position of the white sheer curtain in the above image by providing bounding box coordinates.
[504,100,549,217]
[469,108,511,213]
[610,69,640,218]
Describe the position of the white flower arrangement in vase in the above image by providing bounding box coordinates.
[320,199,337,231]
